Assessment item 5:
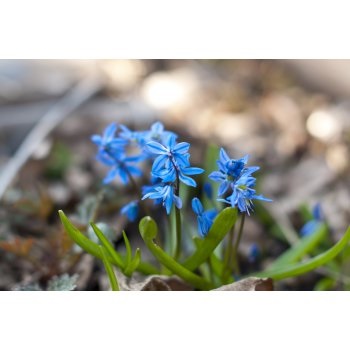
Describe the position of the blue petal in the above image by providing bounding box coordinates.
[120,201,139,222]
[181,167,204,175]
[146,141,168,155]
[127,165,143,177]
[203,182,213,199]
[205,209,217,221]
[91,135,102,145]
[192,197,204,215]
[300,220,320,236]
[151,121,164,133]
[179,173,197,187]
[218,181,230,196]
[103,167,118,184]
[173,195,182,209]
[119,168,129,184]
[157,167,176,183]
[209,171,225,182]
[103,123,117,141]
[219,148,230,164]
[174,142,190,154]
[152,154,168,173]
[313,203,323,221]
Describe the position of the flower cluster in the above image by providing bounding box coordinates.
[92,123,272,237]
[142,134,204,214]
[209,148,271,214]
[91,122,179,185]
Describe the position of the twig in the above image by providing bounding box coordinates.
[0,77,102,201]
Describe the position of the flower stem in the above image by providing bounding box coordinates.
[174,178,182,261]
[222,220,236,284]
[231,213,246,275]
[125,167,151,217]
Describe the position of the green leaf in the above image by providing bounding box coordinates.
[124,248,141,277]
[255,226,350,280]
[99,246,120,291]
[59,210,158,275]
[268,224,328,270]
[59,210,107,262]
[122,231,132,267]
[314,277,336,291]
[90,222,124,268]
[139,216,214,290]
[183,207,238,271]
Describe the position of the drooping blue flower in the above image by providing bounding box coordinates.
[146,134,204,187]
[211,148,272,214]
[120,200,139,222]
[191,197,217,237]
[219,182,271,215]
[92,124,143,185]
[142,183,182,215]
[209,148,259,196]
[203,182,213,200]
[91,123,127,155]
[248,243,260,263]
[143,121,178,144]
[300,203,324,236]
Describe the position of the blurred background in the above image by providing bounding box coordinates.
[0,60,349,290]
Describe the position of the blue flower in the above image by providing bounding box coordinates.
[209,148,259,196]
[191,197,217,237]
[120,200,139,222]
[210,148,271,214]
[91,123,127,155]
[248,243,260,263]
[143,121,177,145]
[102,158,143,185]
[92,124,143,185]
[146,134,204,187]
[203,182,213,200]
[142,183,182,214]
[300,203,324,236]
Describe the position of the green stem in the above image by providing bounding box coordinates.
[139,217,214,290]
[125,168,151,217]
[174,178,182,261]
[231,213,245,275]
[222,222,236,283]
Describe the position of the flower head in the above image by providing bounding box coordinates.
[300,203,324,236]
[91,123,127,155]
[143,121,177,145]
[92,123,142,185]
[146,134,204,187]
[192,197,217,237]
[120,200,139,222]
[210,148,271,214]
[142,183,182,215]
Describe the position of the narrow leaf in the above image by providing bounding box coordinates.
[59,210,106,261]
[99,246,120,291]
[268,224,328,270]
[122,231,132,267]
[90,222,124,268]
[124,248,141,277]
[59,210,158,275]
[255,226,350,280]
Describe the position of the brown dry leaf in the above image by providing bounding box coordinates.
[213,277,274,291]
[0,237,34,257]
